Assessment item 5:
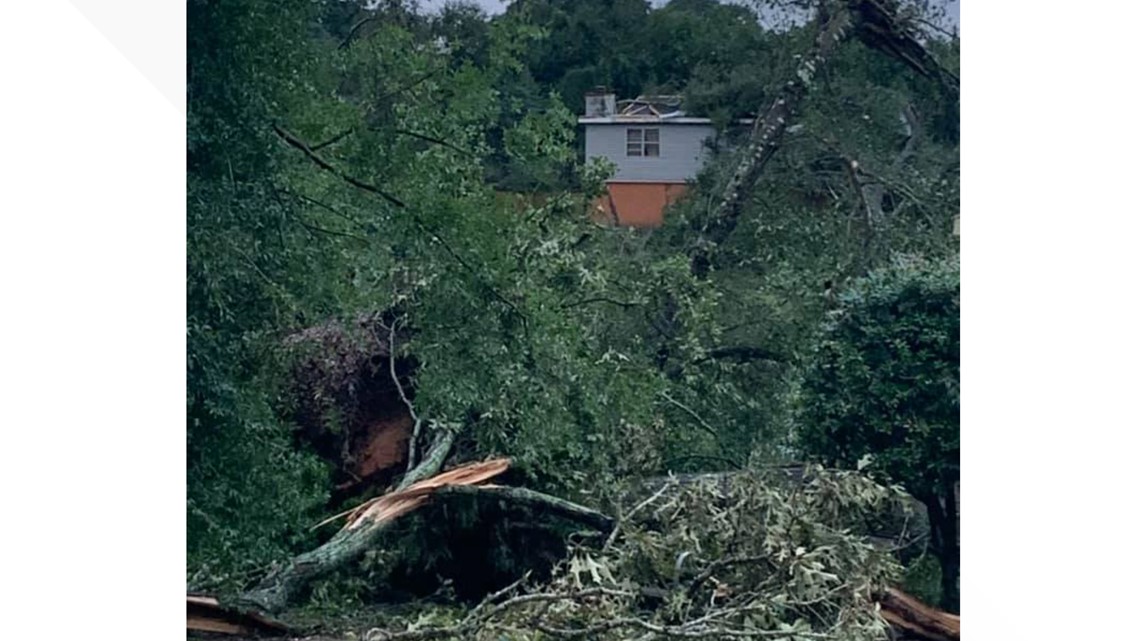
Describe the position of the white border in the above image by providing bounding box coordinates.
[2,1,184,638]
[965,1,1140,638]
[2,0,1135,638]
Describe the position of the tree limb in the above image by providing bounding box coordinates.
[339,16,380,50]
[435,485,616,534]
[393,128,475,156]
[384,319,423,474]
[698,345,788,364]
[272,124,528,329]
[692,3,854,277]
[849,0,959,98]
[272,123,407,209]
[657,392,719,441]
[310,127,355,151]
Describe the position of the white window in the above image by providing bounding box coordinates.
[626,128,660,157]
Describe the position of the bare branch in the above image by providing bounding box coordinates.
[385,319,422,473]
[561,296,641,309]
[272,123,407,209]
[657,392,719,441]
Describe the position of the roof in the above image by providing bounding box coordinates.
[579,93,710,124]
[618,94,684,116]
[579,93,756,125]
[579,115,715,125]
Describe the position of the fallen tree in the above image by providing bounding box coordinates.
[237,454,615,613]
[210,463,959,641]
[349,465,952,641]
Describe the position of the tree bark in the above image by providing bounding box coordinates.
[238,432,460,613]
[692,3,854,277]
[877,587,960,641]
[236,450,615,613]
[848,0,960,99]
[922,489,959,614]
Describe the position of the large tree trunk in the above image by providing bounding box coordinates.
[691,3,854,277]
[238,432,462,613]
[878,587,960,641]
[236,448,616,613]
[922,487,960,614]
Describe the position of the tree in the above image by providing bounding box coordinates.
[796,256,959,611]
[188,0,671,593]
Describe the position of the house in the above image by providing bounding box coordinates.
[580,90,720,228]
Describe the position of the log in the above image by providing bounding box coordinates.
[187,594,290,636]
[877,587,960,641]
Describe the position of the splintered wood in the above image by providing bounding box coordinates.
[313,457,511,532]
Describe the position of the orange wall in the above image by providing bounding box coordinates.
[592,182,688,228]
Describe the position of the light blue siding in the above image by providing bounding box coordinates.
[584,123,716,182]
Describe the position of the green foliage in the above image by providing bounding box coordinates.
[901,553,943,607]
[796,256,959,500]
[360,467,907,640]
[187,0,960,615]
[187,0,342,590]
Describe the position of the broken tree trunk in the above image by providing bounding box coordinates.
[237,452,617,613]
[877,587,960,641]
[849,0,960,99]
[238,436,479,613]
[692,2,854,277]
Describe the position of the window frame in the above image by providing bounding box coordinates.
[626,127,661,158]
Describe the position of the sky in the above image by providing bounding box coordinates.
[415,0,961,31]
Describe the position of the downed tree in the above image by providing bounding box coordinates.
[198,465,958,641]
[350,465,954,641]
[237,454,616,613]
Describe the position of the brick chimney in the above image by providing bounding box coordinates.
[584,86,616,117]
